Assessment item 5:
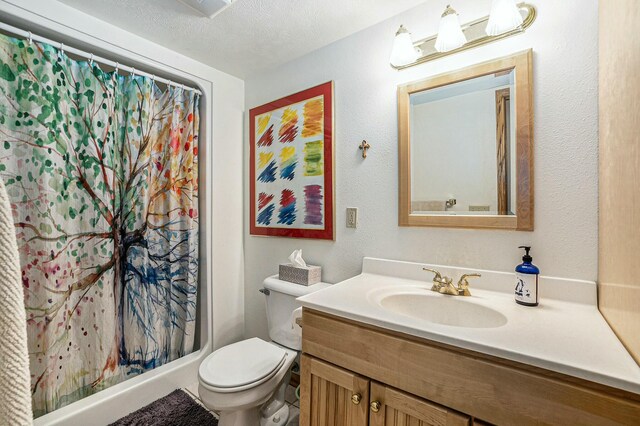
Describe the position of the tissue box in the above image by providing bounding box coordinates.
[279,263,321,286]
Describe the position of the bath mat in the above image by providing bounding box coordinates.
[109,389,218,426]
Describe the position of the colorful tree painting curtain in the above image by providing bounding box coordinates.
[0,33,200,416]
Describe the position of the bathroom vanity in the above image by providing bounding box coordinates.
[297,258,640,425]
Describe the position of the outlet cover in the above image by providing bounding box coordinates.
[346,208,358,228]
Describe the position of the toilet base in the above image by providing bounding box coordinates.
[216,393,291,426]
[260,403,289,426]
[218,407,260,426]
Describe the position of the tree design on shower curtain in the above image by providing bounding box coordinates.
[0,34,200,416]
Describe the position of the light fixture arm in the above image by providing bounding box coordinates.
[392,2,536,70]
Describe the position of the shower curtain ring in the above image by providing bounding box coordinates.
[27,31,32,45]
[115,62,119,73]
[131,67,136,78]
[59,43,64,56]
[89,53,94,66]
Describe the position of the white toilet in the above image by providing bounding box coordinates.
[198,276,329,426]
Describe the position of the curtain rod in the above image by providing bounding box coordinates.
[0,21,202,95]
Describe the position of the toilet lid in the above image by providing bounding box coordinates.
[199,338,287,389]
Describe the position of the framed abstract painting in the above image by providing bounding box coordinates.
[249,81,334,240]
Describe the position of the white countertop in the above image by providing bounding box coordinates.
[297,257,640,394]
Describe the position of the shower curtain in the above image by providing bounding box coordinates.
[0,33,200,416]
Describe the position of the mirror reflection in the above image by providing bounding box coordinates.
[410,70,516,216]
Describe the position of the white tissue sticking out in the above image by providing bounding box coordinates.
[290,307,303,331]
[288,249,307,268]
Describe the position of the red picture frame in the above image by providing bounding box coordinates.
[249,81,334,240]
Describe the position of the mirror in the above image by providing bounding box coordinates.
[410,70,515,216]
[398,50,533,230]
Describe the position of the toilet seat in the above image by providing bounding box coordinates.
[199,338,288,393]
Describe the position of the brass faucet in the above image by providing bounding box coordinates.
[422,268,456,295]
[423,268,481,296]
[456,273,481,296]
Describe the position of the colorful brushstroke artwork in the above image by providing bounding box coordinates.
[249,82,334,240]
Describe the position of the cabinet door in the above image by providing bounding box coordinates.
[369,382,471,426]
[300,354,369,426]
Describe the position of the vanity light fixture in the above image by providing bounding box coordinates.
[434,5,467,53]
[390,25,421,67]
[390,3,536,70]
[486,0,524,36]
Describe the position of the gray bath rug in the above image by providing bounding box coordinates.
[109,389,218,426]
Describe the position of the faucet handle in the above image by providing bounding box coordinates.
[457,273,481,296]
[423,268,443,281]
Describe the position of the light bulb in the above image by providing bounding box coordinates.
[434,5,467,53]
[390,25,420,67]
[486,0,524,36]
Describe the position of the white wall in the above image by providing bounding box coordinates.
[0,0,245,423]
[244,0,598,340]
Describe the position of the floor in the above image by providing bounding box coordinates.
[182,382,219,418]
[182,383,300,424]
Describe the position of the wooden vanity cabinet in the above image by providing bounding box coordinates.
[301,354,471,426]
[299,308,640,425]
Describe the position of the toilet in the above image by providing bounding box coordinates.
[198,276,330,426]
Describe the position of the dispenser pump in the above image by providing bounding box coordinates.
[515,245,539,307]
[519,246,533,263]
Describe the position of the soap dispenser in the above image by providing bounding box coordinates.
[515,246,539,306]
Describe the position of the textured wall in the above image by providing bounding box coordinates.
[244,0,598,340]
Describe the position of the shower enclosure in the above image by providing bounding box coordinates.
[0,7,217,424]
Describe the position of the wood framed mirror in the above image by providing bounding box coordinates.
[398,50,533,230]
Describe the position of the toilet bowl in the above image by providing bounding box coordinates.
[199,338,297,425]
[198,277,330,426]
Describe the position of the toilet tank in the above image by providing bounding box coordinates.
[262,276,330,350]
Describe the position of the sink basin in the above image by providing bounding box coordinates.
[376,291,508,329]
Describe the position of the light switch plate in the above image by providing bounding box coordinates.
[346,208,358,228]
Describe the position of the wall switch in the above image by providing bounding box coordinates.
[346,207,358,228]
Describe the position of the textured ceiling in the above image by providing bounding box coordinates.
[57,0,427,78]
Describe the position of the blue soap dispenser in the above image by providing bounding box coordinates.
[515,246,539,306]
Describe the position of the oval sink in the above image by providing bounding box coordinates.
[378,293,507,329]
